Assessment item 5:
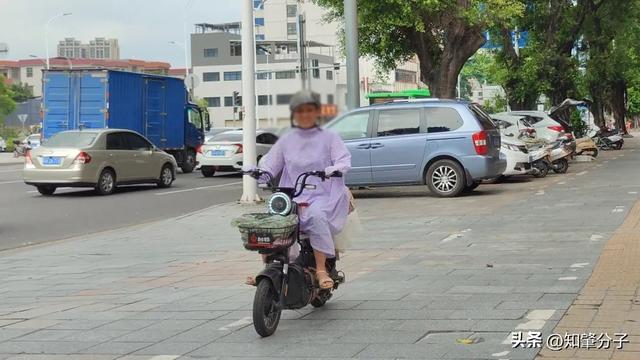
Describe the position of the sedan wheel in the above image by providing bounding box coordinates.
[36,185,56,196]
[426,160,465,197]
[157,165,174,188]
[95,169,116,195]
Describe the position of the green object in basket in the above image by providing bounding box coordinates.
[231,213,298,229]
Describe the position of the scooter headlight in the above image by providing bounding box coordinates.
[267,192,292,215]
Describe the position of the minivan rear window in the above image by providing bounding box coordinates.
[44,132,97,148]
[425,107,464,133]
[469,105,497,130]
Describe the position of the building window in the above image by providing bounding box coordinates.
[287,22,297,36]
[312,59,320,79]
[205,97,221,107]
[327,94,334,105]
[26,67,33,78]
[255,17,265,26]
[276,94,293,105]
[394,69,417,83]
[326,70,333,80]
[275,70,296,80]
[223,71,242,81]
[202,72,220,82]
[286,4,297,17]
[224,96,234,107]
[258,95,272,106]
[255,34,266,41]
[230,42,242,56]
[256,72,272,80]
[204,48,218,58]
[254,0,263,9]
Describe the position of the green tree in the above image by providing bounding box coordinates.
[459,52,500,100]
[314,0,524,98]
[9,83,33,103]
[0,76,16,126]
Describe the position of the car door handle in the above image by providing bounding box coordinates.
[370,143,384,149]
[356,144,370,149]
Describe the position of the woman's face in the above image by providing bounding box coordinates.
[293,104,320,129]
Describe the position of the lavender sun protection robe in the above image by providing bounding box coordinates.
[258,127,351,258]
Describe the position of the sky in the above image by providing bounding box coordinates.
[0,0,242,67]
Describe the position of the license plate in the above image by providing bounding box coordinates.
[210,150,225,157]
[42,156,62,165]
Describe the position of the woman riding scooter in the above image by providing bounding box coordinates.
[246,90,352,289]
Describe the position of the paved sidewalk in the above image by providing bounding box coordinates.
[0,153,22,167]
[0,139,639,359]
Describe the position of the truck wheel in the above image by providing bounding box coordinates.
[95,169,116,195]
[181,150,196,173]
[201,166,215,178]
[36,185,56,196]
[157,164,174,188]
[425,159,465,197]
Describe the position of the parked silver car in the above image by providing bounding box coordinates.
[324,99,506,197]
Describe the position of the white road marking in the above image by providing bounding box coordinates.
[558,276,578,281]
[629,191,638,195]
[218,316,252,331]
[149,356,179,360]
[576,171,588,176]
[441,233,463,243]
[571,262,589,268]
[590,234,603,241]
[612,206,625,213]
[558,181,566,185]
[492,351,510,357]
[0,180,23,185]
[504,310,556,344]
[536,190,545,195]
[155,181,242,195]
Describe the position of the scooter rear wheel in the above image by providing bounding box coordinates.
[552,158,569,174]
[253,280,281,337]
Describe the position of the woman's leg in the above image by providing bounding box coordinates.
[245,254,269,285]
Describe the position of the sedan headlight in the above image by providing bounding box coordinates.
[267,192,292,215]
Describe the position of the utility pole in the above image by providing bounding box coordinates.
[45,13,72,70]
[240,0,259,203]
[297,6,307,90]
[344,0,360,110]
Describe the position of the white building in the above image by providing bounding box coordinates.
[57,37,120,60]
[258,0,423,109]
[191,25,337,128]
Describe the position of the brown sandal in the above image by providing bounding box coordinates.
[316,270,334,289]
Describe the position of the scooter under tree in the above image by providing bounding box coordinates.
[232,169,345,337]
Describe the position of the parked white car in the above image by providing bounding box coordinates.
[0,136,6,152]
[197,130,279,177]
[496,111,566,143]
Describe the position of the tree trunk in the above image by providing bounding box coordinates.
[610,80,627,134]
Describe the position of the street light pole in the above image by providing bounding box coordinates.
[240,0,259,203]
[45,12,72,70]
[344,0,360,110]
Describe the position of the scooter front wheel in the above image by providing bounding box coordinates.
[532,162,549,178]
[252,280,282,337]
[552,158,569,174]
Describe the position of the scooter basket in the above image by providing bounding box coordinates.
[231,213,298,251]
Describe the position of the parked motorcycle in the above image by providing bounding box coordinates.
[547,140,573,174]
[233,168,345,337]
[574,136,599,157]
[592,128,624,150]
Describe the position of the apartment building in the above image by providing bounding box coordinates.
[191,24,337,128]
[57,37,120,60]
[0,58,170,97]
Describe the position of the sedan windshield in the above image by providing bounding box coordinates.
[44,132,98,148]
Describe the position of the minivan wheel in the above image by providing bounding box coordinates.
[426,159,465,197]
[95,169,116,195]
[157,164,174,188]
[36,185,56,196]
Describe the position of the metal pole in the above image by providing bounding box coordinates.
[344,0,360,109]
[45,13,71,70]
[240,0,259,203]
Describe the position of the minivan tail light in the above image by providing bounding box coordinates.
[73,151,92,164]
[472,131,488,155]
[234,144,243,154]
[548,125,564,133]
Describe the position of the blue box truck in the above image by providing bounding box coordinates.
[42,69,210,173]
